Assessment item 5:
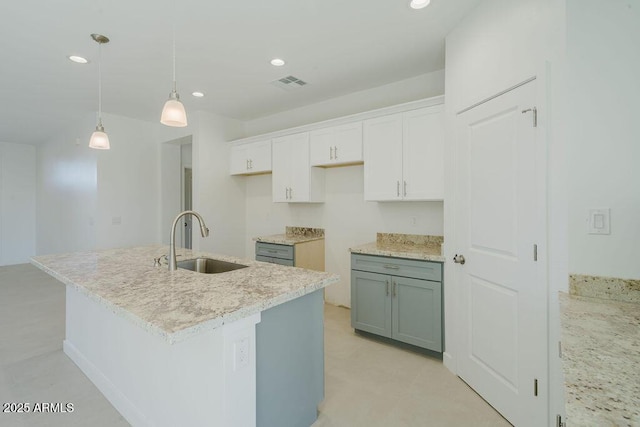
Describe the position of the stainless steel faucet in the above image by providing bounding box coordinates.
[169,210,209,271]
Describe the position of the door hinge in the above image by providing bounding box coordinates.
[559,341,562,358]
[533,244,538,261]
[534,378,538,396]
[557,414,566,427]
[522,107,537,127]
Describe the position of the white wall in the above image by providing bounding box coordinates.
[566,0,640,279]
[36,109,245,261]
[0,142,36,265]
[37,113,189,255]
[94,113,164,250]
[191,111,246,257]
[37,113,98,255]
[245,70,445,137]
[444,0,567,424]
[245,168,443,307]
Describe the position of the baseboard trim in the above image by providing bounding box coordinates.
[63,340,150,427]
[443,351,455,374]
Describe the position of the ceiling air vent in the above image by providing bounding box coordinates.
[271,75,309,91]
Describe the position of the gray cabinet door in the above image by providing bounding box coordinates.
[351,270,392,338]
[391,276,442,352]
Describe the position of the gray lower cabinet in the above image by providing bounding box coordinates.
[351,254,443,352]
[255,242,295,266]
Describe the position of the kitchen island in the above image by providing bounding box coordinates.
[31,245,339,427]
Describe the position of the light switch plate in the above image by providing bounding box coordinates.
[587,208,610,235]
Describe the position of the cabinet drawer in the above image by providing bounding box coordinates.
[256,242,294,260]
[256,255,295,266]
[351,254,441,282]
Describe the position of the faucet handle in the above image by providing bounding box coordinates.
[153,254,169,267]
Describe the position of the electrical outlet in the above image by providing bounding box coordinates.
[234,337,249,371]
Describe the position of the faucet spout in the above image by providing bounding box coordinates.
[169,210,210,271]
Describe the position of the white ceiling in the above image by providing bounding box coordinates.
[0,0,481,144]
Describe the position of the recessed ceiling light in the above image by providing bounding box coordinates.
[270,58,285,67]
[410,0,431,9]
[68,55,88,64]
[192,91,205,97]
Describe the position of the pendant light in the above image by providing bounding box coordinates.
[89,33,110,150]
[160,19,187,127]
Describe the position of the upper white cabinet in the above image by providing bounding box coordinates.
[230,140,272,175]
[272,132,324,203]
[363,104,444,201]
[309,122,363,167]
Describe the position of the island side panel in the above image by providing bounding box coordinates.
[64,284,258,427]
[256,289,324,427]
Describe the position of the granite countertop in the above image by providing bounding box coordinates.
[349,233,445,262]
[559,275,640,426]
[253,226,325,245]
[31,245,338,344]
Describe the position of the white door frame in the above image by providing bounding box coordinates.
[445,72,549,422]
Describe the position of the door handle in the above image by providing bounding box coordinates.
[246,159,249,170]
[334,146,338,159]
[392,281,397,297]
[330,146,334,160]
[386,280,390,296]
[453,254,466,265]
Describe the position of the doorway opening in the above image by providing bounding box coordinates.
[160,136,192,248]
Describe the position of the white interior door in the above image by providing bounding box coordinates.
[455,80,547,426]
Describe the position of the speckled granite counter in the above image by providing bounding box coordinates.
[349,233,445,262]
[254,226,325,245]
[31,245,338,343]
[559,275,640,426]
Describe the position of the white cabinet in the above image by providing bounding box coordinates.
[230,140,272,175]
[363,104,444,201]
[272,132,324,203]
[309,122,363,167]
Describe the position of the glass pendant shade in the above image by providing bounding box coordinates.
[89,124,110,150]
[161,91,188,127]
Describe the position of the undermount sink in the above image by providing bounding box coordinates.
[177,257,248,274]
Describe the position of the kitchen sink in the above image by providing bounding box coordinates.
[177,257,248,274]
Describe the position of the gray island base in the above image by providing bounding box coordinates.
[32,245,338,427]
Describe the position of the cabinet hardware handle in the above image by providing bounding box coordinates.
[404,181,407,197]
[267,250,277,254]
[383,264,400,270]
[330,146,334,160]
[249,159,253,169]
[289,187,293,199]
[386,280,390,296]
[285,187,289,200]
[334,146,338,159]
[246,159,249,170]
[397,181,400,197]
[393,281,397,297]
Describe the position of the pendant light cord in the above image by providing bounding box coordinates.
[98,41,103,126]
[172,21,177,92]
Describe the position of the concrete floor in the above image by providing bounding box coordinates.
[0,264,509,426]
